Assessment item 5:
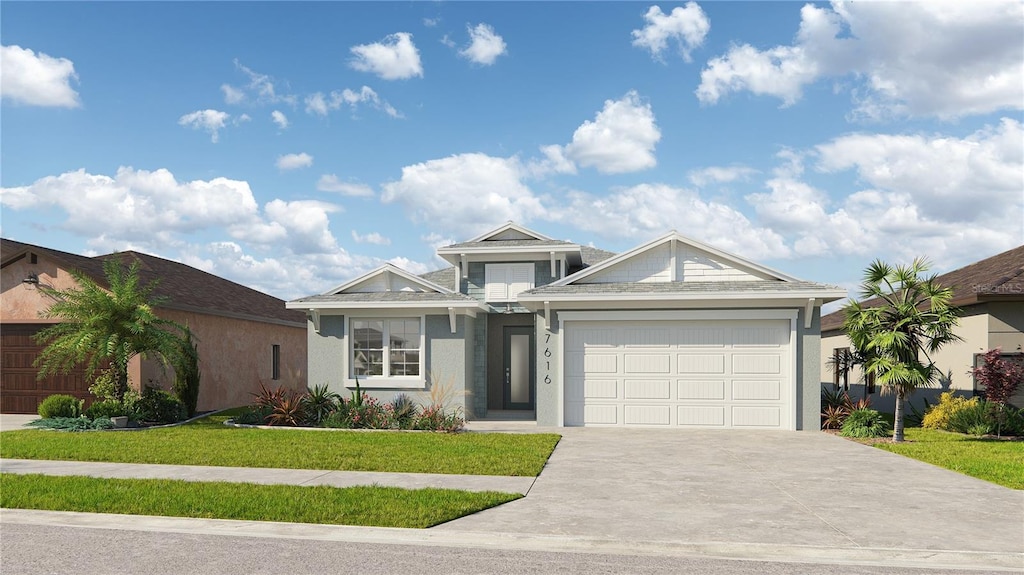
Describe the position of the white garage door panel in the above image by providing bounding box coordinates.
[564,319,793,429]
[677,380,726,400]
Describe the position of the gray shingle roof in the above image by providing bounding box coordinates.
[442,239,576,249]
[418,266,457,289]
[289,291,479,304]
[579,245,617,267]
[523,280,842,296]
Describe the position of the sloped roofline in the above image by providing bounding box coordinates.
[323,263,454,295]
[549,231,802,287]
[464,221,554,243]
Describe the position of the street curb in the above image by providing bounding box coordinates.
[2,509,1020,572]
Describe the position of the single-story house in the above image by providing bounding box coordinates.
[287,223,845,429]
[1,238,307,413]
[821,245,1024,411]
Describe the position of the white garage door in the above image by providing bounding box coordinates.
[564,319,793,429]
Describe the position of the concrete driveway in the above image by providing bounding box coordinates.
[0,414,37,432]
[441,428,1024,560]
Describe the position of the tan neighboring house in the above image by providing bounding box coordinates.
[1,238,307,413]
[821,245,1024,411]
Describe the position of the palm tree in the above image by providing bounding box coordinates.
[33,257,185,402]
[843,258,961,442]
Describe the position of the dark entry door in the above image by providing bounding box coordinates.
[503,326,535,410]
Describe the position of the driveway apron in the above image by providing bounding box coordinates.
[439,428,1024,556]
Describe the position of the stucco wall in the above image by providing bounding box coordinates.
[3,252,307,412]
[1,256,81,322]
[820,308,990,414]
[536,312,560,427]
[143,309,306,411]
[797,306,821,431]
[307,313,469,414]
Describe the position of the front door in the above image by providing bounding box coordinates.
[503,326,535,410]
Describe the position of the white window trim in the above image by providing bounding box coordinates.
[485,263,535,302]
[346,314,426,389]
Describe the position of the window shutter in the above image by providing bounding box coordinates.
[485,265,509,301]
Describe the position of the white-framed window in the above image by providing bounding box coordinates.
[350,318,422,378]
[485,263,535,302]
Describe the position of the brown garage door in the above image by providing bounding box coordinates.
[1,323,92,414]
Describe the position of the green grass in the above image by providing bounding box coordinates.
[0,411,560,477]
[0,473,519,528]
[874,428,1024,489]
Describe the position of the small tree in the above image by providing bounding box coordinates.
[171,326,201,418]
[972,348,1024,436]
[843,258,961,442]
[34,257,185,402]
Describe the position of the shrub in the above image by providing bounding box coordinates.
[266,392,306,427]
[84,399,127,420]
[38,394,82,419]
[922,392,977,430]
[345,394,389,429]
[171,327,201,418]
[233,405,271,425]
[88,368,120,402]
[130,387,186,424]
[391,394,418,430]
[972,348,1024,406]
[28,416,113,431]
[415,404,465,432]
[302,384,340,426]
[1000,405,1024,436]
[840,408,890,438]
[947,400,995,436]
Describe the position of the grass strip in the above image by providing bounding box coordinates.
[874,428,1024,490]
[0,473,520,528]
[0,412,560,477]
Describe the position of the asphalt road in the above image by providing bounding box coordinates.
[0,523,993,575]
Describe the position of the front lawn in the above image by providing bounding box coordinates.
[0,473,519,528]
[874,428,1024,490]
[0,411,560,477]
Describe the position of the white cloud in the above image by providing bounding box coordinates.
[234,113,251,125]
[0,167,261,246]
[220,60,296,106]
[316,175,374,197]
[560,91,661,174]
[178,109,231,143]
[381,153,546,237]
[697,1,1024,119]
[271,110,289,129]
[0,44,80,107]
[276,153,313,171]
[560,183,790,261]
[339,86,401,118]
[525,145,577,177]
[352,230,391,245]
[423,18,440,28]
[386,256,431,275]
[632,3,710,62]
[305,87,400,118]
[688,165,757,187]
[745,118,1024,264]
[349,32,423,80]
[459,23,507,66]
[221,84,244,105]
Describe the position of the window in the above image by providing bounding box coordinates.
[352,318,421,378]
[271,344,280,380]
[485,263,535,302]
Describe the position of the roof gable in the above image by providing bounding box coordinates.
[326,263,452,295]
[465,222,554,243]
[554,232,797,286]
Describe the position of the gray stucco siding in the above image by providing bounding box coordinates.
[306,313,470,414]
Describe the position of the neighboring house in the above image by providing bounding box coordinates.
[1,239,307,413]
[288,223,845,430]
[820,245,1024,411]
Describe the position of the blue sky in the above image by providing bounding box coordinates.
[2,1,1022,307]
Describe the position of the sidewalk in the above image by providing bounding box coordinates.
[0,459,536,494]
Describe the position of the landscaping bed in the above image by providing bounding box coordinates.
[0,473,520,528]
[1,411,561,477]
